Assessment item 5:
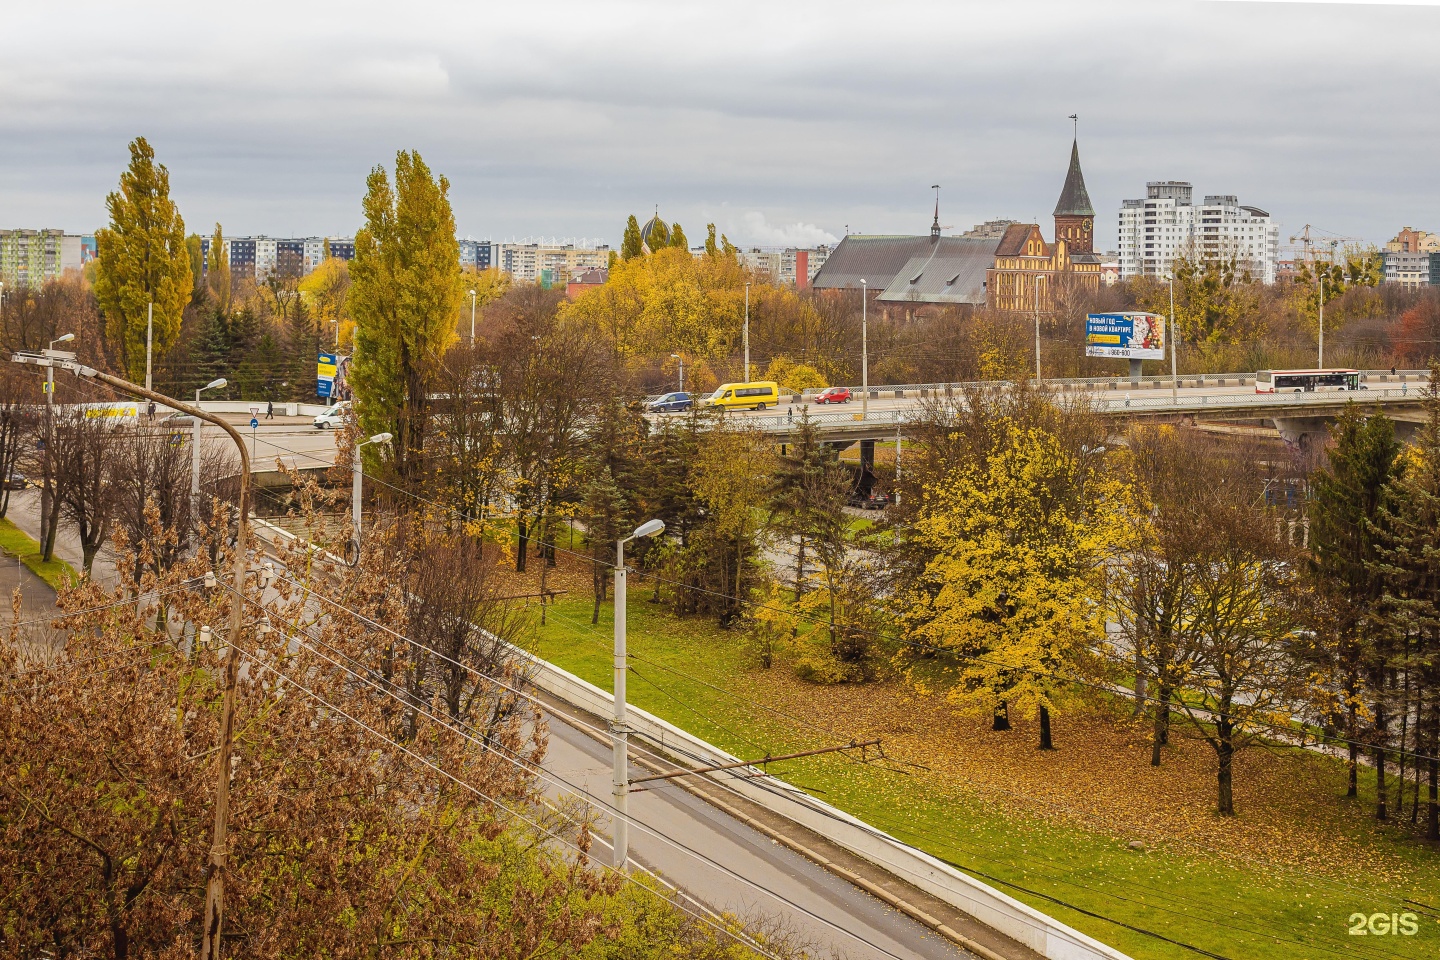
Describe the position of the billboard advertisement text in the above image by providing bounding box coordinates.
[1085,313,1166,360]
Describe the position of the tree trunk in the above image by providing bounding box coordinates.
[1038,705,1055,751]
[592,562,603,626]
[515,513,528,572]
[43,494,62,562]
[1151,682,1171,767]
[1346,694,1359,799]
[1216,719,1236,816]
[1375,701,1388,821]
[992,702,1010,731]
[1428,705,1440,842]
[794,535,807,601]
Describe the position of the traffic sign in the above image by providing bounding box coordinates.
[250,417,259,429]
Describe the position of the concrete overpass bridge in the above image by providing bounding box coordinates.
[686,369,1432,463]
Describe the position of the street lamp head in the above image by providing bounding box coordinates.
[670,353,681,360]
[368,432,392,445]
[205,378,227,391]
[632,518,666,540]
[52,333,75,345]
[469,289,476,297]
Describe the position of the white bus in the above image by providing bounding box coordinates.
[1255,369,1362,393]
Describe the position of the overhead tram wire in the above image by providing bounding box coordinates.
[250,570,1403,958]
[220,597,922,960]
[219,634,792,960]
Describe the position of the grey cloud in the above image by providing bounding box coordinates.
[2,1,1439,249]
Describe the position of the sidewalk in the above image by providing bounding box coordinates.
[5,489,118,587]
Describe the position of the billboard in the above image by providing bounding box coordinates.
[317,352,337,398]
[1085,312,1166,360]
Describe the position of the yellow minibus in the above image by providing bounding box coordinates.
[704,381,781,411]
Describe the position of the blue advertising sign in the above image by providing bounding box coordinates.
[1085,312,1166,360]
[317,352,337,398]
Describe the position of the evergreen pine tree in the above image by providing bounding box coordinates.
[1372,365,1440,840]
[93,137,193,383]
[1310,404,1403,811]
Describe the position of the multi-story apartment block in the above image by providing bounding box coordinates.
[496,241,610,285]
[0,229,92,288]
[736,246,831,287]
[1383,250,1437,288]
[459,238,495,272]
[1117,182,1279,283]
[1386,226,1440,254]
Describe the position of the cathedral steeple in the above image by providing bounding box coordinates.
[1053,134,1095,254]
[930,184,941,243]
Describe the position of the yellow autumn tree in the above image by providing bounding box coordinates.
[560,245,749,372]
[299,256,352,351]
[901,420,1132,749]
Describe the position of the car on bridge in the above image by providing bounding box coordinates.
[646,391,693,413]
[813,386,852,405]
[704,381,780,411]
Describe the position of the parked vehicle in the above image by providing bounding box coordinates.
[848,488,891,510]
[813,386,852,405]
[703,381,780,411]
[313,400,351,429]
[647,391,693,413]
[3,472,28,491]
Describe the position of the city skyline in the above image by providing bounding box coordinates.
[3,1,1439,250]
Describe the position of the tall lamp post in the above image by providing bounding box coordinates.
[469,288,478,343]
[40,333,75,555]
[1169,271,1179,404]
[612,517,665,869]
[1317,273,1326,369]
[351,431,392,561]
[860,279,868,420]
[8,351,252,960]
[1033,274,1044,384]
[191,378,228,519]
[670,353,684,393]
[743,282,751,382]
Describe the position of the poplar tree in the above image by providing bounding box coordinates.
[349,150,463,479]
[670,222,689,250]
[93,137,193,383]
[206,223,231,316]
[621,215,644,260]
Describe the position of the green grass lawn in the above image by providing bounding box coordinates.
[0,518,78,591]
[522,594,1439,960]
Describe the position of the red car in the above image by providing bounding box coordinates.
[813,386,852,404]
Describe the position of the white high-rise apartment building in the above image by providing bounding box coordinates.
[1117,182,1279,284]
[496,241,610,285]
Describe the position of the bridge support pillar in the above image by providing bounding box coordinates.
[1271,416,1334,454]
[859,439,875,476]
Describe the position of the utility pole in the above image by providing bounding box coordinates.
[612,518,665,869]
[351,432,392,562]
[1033,274,1044,384]
[671,353,684,392]
[40,334,75,558]
[743,282,751,382]
[145,302,153,393]
[860,279,868,419]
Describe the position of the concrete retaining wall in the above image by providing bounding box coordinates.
[512,647,1133,960]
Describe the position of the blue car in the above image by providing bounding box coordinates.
[647,392,693,413]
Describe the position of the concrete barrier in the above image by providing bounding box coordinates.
[512,648,1133,960]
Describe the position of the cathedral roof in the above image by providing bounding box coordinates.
[1053,139,1095,218]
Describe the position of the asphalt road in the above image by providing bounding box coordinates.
[540,710,974,960]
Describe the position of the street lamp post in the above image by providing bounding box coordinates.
[40,334,75,555]
[192,378,228,520]
[1169,271,1179,404]
[860,279,868,420]
[351,432,392,561]
[8,351,252,960]
[145,302,153,393]
[670,353,684,393]
[1317,273,1326,369]
[612,517,665,869]
[469,288,477,343]
[1033,274,1044,384]
[743,283,751,382]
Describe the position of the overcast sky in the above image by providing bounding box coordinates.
[3,0,1438,252]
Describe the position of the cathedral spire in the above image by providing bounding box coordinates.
[1053,139,1094,218]
[931,184,941,242]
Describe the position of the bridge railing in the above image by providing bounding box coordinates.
[646,371,1430,405]
[728,385,1422,434]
